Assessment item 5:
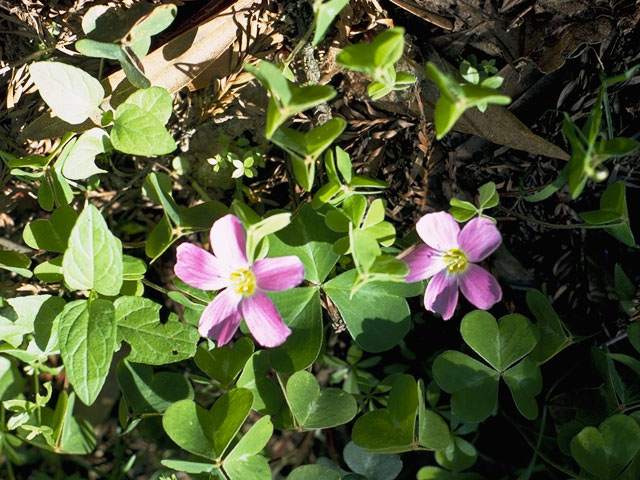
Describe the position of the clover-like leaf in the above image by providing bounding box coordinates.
[351,374,418,453]
[570,414,640,479]
[286,370,357,429]
[460,311,540,372]
[194,337,254,386]
[432,350,499,423]
[502,357,542,420]
[162,390,253,460]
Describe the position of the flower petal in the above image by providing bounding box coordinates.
[198,288,243,346]
[399,245,446,282]
[424,270,459,320]
[210,214,248,268]
[174,243,231,290]
[416,211,460,251]
[457,217,502,262]
[253,256,305,291]
[459,264,502,310]
[240,291,291,347]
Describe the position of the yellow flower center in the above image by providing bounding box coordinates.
[230,268,257,296]
[443,248,468,274]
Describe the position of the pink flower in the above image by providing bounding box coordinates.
[401,212,502,320]
[174,214,304,347]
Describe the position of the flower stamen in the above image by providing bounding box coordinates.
[230,268,257,296]
[443,248,468,274]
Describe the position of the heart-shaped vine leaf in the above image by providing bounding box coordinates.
[29,61,104,124]
[23,205,77,253]
[286,370,357,430]
[461,311,540,371]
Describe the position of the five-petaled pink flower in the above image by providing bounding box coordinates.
[174,214,304,347]
[401,211,502,320]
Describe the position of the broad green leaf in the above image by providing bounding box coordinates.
[312,0,349,46]
[237,350,283,415]
[352,374,418,453]
[460,311,540,372]
[477,181,499,209]
[343,441,402,480]
[116,359,193,414]
[127,4,177,42]
[52,392,97,454]
[580,181,634,246]
[417,466,484,480]
[161,459,216,474]
[526,289,569,364]
[449,198,477,222]
[162,390,253,460]
[502,357,542,419]
[434,436,477,472]
[143,172,181,225]
[23,205,77,253]
[461,84,510,106]
[628,322,640,354]
[58,299,117,405]
[268,203,341,283]
[114,296,199,365]
[352,228,381,273]
[570,414,640,480]
[60,128,109,180]
[417,379,450,450]
[110,103,176,156]
[75,39,124,60]
[62,204,123,296]
[323,270,422,352]
[0,356,25,401]
[145,214,175,260]
[34,256,64,283]
[433,95,463,140]
[0,295,63,348]
[288,465,342,480]
[268,288,322,373]
[286,370,357,429]
[224,415,273,480]
[432,350,499,422]
[194,337,254,385]
[0,250,32,278]
[425,62,462,101]
[29,61,104,124]
[123,87,173,125]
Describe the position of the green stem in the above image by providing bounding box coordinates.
[141,278,170,295]
[284,18,316,67]
[275,372,299,430]
[34,365,41,426]
[497,205,626,230]
[508,417,587,479]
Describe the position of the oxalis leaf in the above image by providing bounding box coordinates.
[29,61,104,124]
[194,337,254,386]
[352,374,418,453]
[58,299,117,406]
[162,389,253,460]
[114,296,199,365]
[570,414,640,480]
[286,370,357,430]
[23,205,77,253]
[62,204,123,296]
